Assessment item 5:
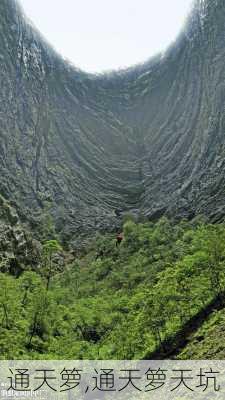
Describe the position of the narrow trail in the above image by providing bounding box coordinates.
[143,294,225,360]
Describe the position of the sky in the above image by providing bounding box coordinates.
[19,0,194,73]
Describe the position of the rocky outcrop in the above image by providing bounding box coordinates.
[0,0,225,243]
[0,195,41,274]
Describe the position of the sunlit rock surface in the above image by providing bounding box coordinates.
[0,0,225,242]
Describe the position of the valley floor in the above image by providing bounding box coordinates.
[1,216,225,359]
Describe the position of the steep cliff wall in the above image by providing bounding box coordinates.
[0,0,225,242]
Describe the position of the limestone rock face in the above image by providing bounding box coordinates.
[1,0,225,241]
[0,195,40,274]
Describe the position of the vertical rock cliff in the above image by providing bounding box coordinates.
[0,0,225,242]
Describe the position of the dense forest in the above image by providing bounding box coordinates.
[1,216,225,360]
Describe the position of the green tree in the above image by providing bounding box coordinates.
[42,240,63,291]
